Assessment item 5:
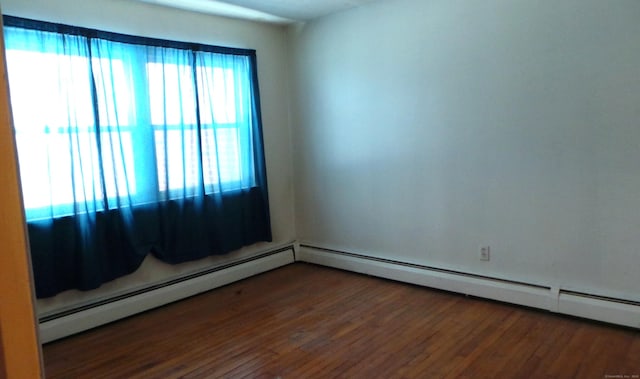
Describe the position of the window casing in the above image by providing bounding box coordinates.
[2,16,272,298]
[4,22,260,220]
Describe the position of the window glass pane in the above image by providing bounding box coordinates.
[6,27,261,215]
[155,129,201,194]
[200,129,219,187]
[5,50,99,213]
[147,62,197,126]
[201,128,242,188]
[101,131,136,199]
[93,58,132,127]
[92,55,137,200]
[6,50,94,130]
[197,67,236,124]
[6,49,139,213]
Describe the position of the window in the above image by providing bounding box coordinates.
[4,22,260,220]
[147,61,249,196]
[3,16,272,298]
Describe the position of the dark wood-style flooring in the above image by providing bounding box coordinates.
[43,263,640,378]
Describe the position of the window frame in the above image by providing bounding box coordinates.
[3,15,265,219]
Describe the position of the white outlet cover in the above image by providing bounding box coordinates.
[480,246,490,261]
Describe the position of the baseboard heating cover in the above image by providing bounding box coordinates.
[39,245,295,343]
[558,290,640,329]
[297,244,640,329]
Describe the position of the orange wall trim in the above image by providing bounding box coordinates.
[0,8,44,378]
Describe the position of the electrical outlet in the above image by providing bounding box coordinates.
[480,246,490,261]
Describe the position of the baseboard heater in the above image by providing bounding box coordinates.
[558,290,640,328]
[39,245,295,343]
[297,244,640,329]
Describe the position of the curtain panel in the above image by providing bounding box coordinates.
[3,16,272,298]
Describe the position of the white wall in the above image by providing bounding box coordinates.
[4,0,640,316]
[1,0,295,315]
[289,0,640,302]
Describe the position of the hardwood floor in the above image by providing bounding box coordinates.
[43,263,640,378]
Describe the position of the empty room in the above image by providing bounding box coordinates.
[0,0,639,377]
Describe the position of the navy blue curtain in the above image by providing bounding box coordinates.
[3,16,272,298]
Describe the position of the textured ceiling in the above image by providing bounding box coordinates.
[215,0,380,21]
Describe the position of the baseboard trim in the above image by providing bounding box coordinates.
[297,244,640,329]
[39,246,295,343]
[558,291,640,329]
[40,243,640,342]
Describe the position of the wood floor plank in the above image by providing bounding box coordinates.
[42,263,640,378]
